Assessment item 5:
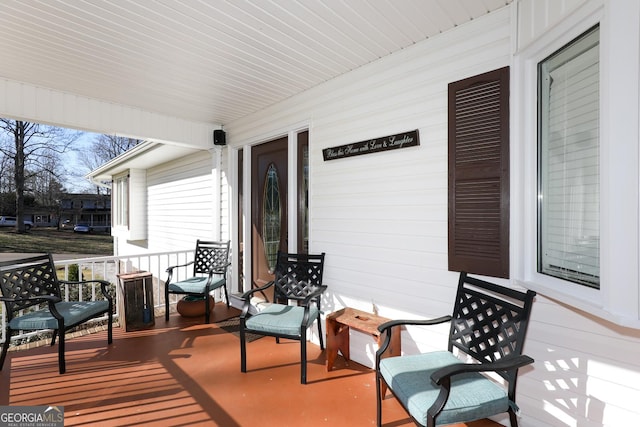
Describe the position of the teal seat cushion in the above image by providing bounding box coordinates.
[245,303,319,336]
[9,300,110,330]
[168,276,225,294]
[379,351,509,426]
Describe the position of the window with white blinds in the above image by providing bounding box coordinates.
[538,25,600,288]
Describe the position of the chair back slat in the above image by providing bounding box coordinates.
[0,254,61,315]
[273,252,325,302]
[193,240,230,275]
[448,272,536,378]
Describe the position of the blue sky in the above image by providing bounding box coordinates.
[65,131,102,193]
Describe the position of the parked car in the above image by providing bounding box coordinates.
[73,223,91,233]
[0,216,33,230]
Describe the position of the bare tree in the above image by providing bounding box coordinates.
[0,154,14,193]
[78,135,141,194]
[0,119,79,232]
[29,153,66,206]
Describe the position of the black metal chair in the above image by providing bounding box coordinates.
[0,254,113,374]
[376,272,536,427]
[240,251,326,384]
[164,240,231,324]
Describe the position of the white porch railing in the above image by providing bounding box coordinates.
[1,249,198,346]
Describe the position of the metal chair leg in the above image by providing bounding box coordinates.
[376,373,383,427]
[240,319,247,373]
[316,315,324,350]
[165,287,170,321]
[58,333,66,374]
[204,292,211,324]
[0,329,11,371]
[300,329,307,384]
[108,311,113,344]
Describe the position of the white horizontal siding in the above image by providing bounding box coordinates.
[523,298,640,423]
[145,151,215,252]
[517,0,589,50]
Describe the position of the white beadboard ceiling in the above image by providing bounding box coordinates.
[0,0,511,126]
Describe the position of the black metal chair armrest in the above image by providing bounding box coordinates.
[98,280,114,299]
[241,281,275,301]
[166,260,196,285]
[1,295,64,320]
[59,279,109,285]
[300,298,319,325]
[45,298,65,320]
[378,315,452,334]
[59,279,113,299]
[240,281,275,318]
[0,295,61,304]
[166,260,195,273]
[376,316,452,361]
[431,355,535,385]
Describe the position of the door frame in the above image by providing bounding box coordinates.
[250,136,289,290]
[232,125,310,296]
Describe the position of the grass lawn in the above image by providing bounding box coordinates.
[0,227,113,255]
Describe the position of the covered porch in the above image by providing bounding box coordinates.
[0,304,500,427]
[5,1,640,425]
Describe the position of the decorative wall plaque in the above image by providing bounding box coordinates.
[322,130,420,161]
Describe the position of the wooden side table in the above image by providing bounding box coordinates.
[326,307,401,371]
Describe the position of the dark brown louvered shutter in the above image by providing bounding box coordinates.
[448,66,509,278]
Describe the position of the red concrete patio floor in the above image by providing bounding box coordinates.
[0,303,503,427]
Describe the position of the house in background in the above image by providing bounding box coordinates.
[23,193,111,229]
[57,193,111,231]
[2,1,639,425]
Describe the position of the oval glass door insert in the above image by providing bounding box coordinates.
[262,163,281,272]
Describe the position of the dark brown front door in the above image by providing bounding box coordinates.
[251,137,288,289]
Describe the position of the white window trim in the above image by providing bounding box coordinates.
[112,169,147,241]
[512,1,640,327]
[113,172,129,230]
